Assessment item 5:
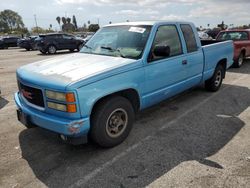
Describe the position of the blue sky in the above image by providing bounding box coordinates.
[1,0,250,30]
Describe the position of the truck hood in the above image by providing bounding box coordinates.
[17,53,136,89]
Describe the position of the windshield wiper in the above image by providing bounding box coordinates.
[100,46,125,58]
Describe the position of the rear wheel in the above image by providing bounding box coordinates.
[205,64,225,92]
[90,96,135,148]
[48,45,57,54]
[234,52,244,68]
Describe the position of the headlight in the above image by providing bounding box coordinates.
[45,90,75,102]
[47,102,67,112]
[47,102,77,113]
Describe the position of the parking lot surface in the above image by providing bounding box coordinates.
[0,48,250,188]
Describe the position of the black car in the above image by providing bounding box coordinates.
[0,36,20,49]
[17,36,38,51]
[35,33,84,54]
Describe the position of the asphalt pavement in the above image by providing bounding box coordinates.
[0,48,249,188]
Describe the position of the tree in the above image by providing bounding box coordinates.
[88,24,100,32]
[66,17,71,24]
[0,9,25,33]
[62,17,67,25]
[31,26,54,34]
[217,21,228,30]
[62,17,75,32]
[72,15,78,29]
[56,16,61,30]
[88,20,90,25]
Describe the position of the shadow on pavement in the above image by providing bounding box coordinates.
[19,83,250,188]
[0,96,9,109]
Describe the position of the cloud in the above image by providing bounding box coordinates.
[189,0,250,23]
[115,9,159,17]
[55,0,198,6]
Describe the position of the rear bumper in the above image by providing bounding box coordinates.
[15,92,90,144]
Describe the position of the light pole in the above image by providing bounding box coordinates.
[34,14,38,34]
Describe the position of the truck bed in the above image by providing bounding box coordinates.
[200,39,224,46]
[201,40,234,81]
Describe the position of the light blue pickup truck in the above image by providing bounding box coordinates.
[15,21,234,147]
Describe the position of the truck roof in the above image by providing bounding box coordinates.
[105,21,193,27]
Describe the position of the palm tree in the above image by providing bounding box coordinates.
[62,17,66,25]
[66,17,71,24]
[56,16,61,30]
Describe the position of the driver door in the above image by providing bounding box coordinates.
[143,24,189,107]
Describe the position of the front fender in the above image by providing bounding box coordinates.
[76,67,144,118]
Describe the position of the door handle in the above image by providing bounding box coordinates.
[182,60,188,65]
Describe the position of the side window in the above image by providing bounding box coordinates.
[180,24,198,53]
[150,25,182,62]
[63,35,73,39]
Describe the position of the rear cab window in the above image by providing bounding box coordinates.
[180,24,198,53]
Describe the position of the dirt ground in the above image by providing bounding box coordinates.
[0,48,250,188]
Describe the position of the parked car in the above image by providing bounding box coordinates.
[83,34,93,43]
[17,36,38,51]
[0,36,20,49]
[198,31,212,40]
[216,29,250,67]
[15,21,234,147]
[35,33,85,54]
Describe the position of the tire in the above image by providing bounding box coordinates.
[40,50,46,54]
[77,44,83,51]
[234,52,244,68]
[90,96,135,148]
[205,64,225,92]
[26,48,30,51]
[69,49,75,52]
[48,45,57,54]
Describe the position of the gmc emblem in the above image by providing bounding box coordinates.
[21,89,33,99]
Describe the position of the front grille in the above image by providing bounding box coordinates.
[19,82,45,108]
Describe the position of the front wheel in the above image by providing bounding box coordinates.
[205,64,225,92]
[77,43,83,51]
[90,96,135,148]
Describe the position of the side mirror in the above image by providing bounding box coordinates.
[153,45,170,57]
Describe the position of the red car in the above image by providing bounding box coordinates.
[216,29,250,67]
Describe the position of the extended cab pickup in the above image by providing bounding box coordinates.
[15,21,234,147]
[216,29,250,67]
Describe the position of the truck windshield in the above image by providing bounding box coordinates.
[80,25,152,59]
[217,31,249,41]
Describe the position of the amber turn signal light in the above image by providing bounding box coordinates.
[67,104,77,113]
[66,93,75,102]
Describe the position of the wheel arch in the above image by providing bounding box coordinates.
[241,48,246,57]
[90,88,141,120]
[217,58,227,78]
